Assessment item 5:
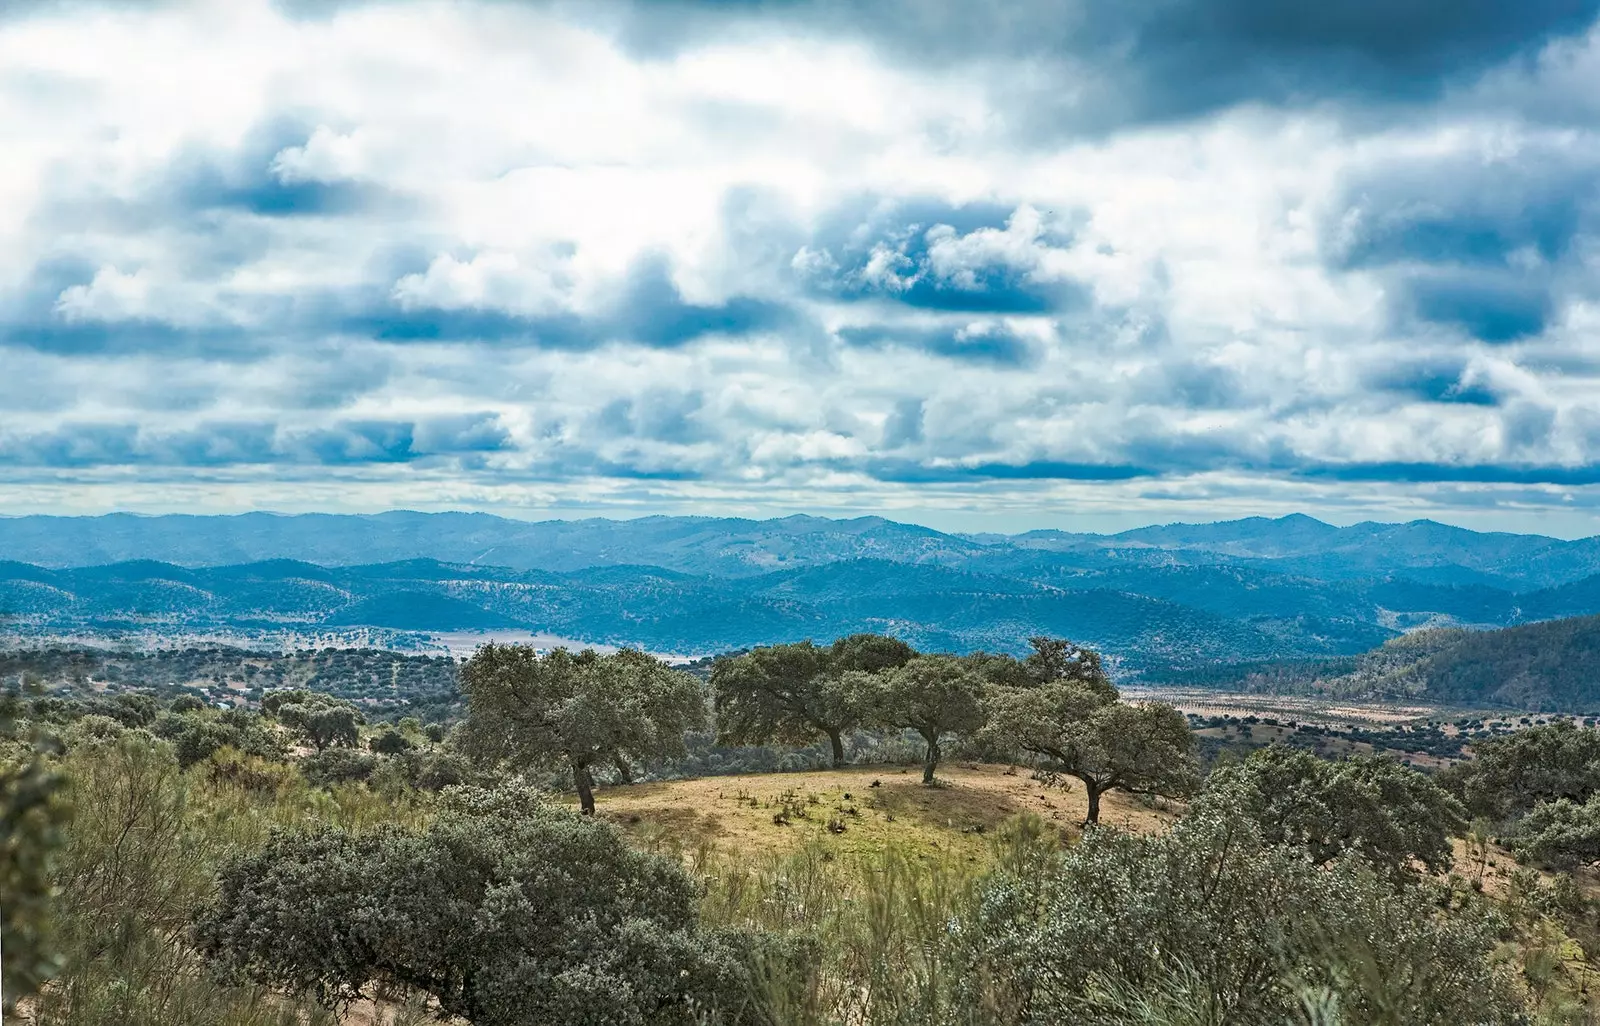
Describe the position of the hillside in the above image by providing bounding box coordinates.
[11,513,1600,679]
[7,511,1600,590]
[13,544,1600,675]
[1170,613,1600,712]
[0,557,1308,667]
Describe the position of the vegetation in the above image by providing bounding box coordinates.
[9,633,1600,1025]
[196,785,772,1026]
[869,655,987,783]
[1201,746,1466,879]
[0,688,66,1011]
[1174,614,1600,712]
[457,644,704,814]
[982,648,1197,823]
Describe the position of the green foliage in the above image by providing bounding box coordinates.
[1021,636,1108,686]
[0,689,67,1010]
[195,787,769,1026]
[369,726,414,754]
[712,641,858,767]
[830,633,917,674]
[1200,746,1466,879]
[299,746,378,787]
[458,644,704,813]
[961,802,1522,1025]
[1441,719,1600,819]
[266,691,363,751]
[31,730,341,1026]
[983,680,1197,824]
[1508,794,1600,870]
[869,655,988,784]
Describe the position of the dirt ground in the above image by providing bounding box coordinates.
[568,762,1178,862]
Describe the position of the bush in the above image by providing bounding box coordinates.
[368,728,413,755]
[195,786,780,1025]
[300,748,378,788]
[960,800,1520,1024]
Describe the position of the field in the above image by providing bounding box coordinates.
[582,763,1176,861]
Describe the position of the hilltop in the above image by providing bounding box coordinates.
[1166,612,1600,712]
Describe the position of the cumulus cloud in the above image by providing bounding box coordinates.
[4,0,1600,532]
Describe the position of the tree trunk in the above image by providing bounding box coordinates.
[922,733,940,785]
[613,757,634,785]
[573,762,596,815]
[827,729,845,768]
[1084,782,1103,825]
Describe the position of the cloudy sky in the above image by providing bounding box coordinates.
[6,0,1600,535]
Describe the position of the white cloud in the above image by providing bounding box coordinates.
[2,0,1600,533]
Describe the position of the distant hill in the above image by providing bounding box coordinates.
[5,511,1600,589]
[0,555,1381,669]
[8,512,1600,680]
[0,512,984,576]
[1159,614,1600,712]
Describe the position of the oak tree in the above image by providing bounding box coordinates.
[984,683,1197,824]
[458,645,704,814]
[870,655,988,784]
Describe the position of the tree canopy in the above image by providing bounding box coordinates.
[194,787,768,1026]
[1509,794,1600,870]
[458,645,704,814]
[711,638,913,767]
[1440,719,1600,820]
[870,655,988,783]
[1200,745,1466,879]
[264,690,363,751]
[983,682,1197,824]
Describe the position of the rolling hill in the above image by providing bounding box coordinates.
[7,512,1600,687]
[1160,613,1600,712]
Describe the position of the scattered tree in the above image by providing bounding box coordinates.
[984,684,1197,824]
[712,641,865,767]
[369,727,414,755]
[458,645,704,814]
[870,655,987,784]
[265,690,363,751]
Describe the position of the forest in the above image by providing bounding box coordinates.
[6,634,1600,1024]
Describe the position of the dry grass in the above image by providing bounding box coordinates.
[568,762,1178,862]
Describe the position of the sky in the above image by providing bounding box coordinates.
[6,0,1600,536]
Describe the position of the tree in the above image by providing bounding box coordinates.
[1199,745,1466,879]
[1439,719,1600,820]
[829,633,917,674]
[1508,795,1600,870]
[712,641,866,767]
[265,690,363,751]
[194,787,770,1026]
[1022,636,1110,687]
[870,655,987,784]
[301,747,378,787]
[984,684,1197,824]
[458,645,704,814]
[369,727,414,755]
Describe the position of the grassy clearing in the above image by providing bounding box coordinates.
[572,762,1177,862]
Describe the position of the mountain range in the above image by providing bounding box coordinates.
[4,511,1600,677]
[6,511,1600,590]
